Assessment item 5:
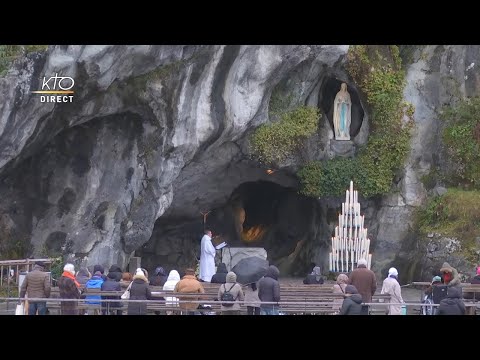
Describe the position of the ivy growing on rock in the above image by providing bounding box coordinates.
[298,45,414,198]
[251,105,320,164]
[415,188,480,263]
[441,97,480,188]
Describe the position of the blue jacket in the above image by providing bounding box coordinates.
[85,275,104,304]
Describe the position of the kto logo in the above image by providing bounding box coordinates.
[32,73,75,103]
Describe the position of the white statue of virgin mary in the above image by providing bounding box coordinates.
[333,83,352,141]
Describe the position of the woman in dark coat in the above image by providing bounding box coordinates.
[437,286,466,315]
[339,285,364,315]
[211,263,228,284]
[127,268,152,315]
[101,271,122,315]
[58,263,81,315]
[303,266,324,284]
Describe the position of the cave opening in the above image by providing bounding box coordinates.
[141,180,325,277]
[319,77,365,139]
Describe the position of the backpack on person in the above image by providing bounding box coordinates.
[221,283,236,307]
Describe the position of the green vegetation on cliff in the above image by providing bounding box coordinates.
[0,45,48,76]
[416,188,480,262]
[441,97,480,188]
[298,45,414,198]
[251,105,320,164]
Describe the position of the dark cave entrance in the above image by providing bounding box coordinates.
[319,77,365,139]
[142,180,325,276]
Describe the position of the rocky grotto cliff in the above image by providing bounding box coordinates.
[0,45,479,282]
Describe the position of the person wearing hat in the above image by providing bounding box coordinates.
[127,268,152,315]
[85,269,105,315]
[58,263,81,315]
[19,261,51,315]
[437,286,465,315]
[174,268,205,315]
[425,276,443,297]
[348,258,377,315]
[149,266,167,287]
[218,271,244,315]
[440,262,461,287]
[381,267,405,315]
[422,275,443,315]
[101,268,122,315]
[339,285,364,315]
[93,264,107,282]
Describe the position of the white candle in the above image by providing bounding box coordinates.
[345,250,349,272]
[329,253,333,271]
[368,254,372,269]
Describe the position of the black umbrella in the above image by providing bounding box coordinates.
[231,256,269,285]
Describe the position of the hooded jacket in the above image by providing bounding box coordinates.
[440,262,461,287]
[339,290,364,315]
[107,265,123,282]
[211,263,228,284]
[303,266,324,284]
[163,270,181,306]
[258,265,280,307]
[437,286,465,315]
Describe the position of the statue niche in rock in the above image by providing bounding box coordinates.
[333,83,352,141]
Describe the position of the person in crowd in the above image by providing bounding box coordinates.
[425,275,443,298]
[422,275,443,315]
[464,267,480,300]
[440,262,461,287]
[163,270,181,315]
[127,268,152,315]
[437,286,465,315]
[349,258,377,315]
[381,267,405,315]
[173,268,205,315]
[58,263,80,315]
[107,265,123,282]
[339,285,364,315]
[101,270,122,315]
[85,270,105,315]
[258,265,280,315]
[244,281,261,315]
[303,265,324,284]
[19,261,51,315]
[174,268,205,315]
[218,271,244,315]
[120,272,133,290]
[93,264,107,282]
[75,268,91,286]
[149,266,167,287]
[332,273,349,314]
[211,263,228,284]
[199,229,216,282]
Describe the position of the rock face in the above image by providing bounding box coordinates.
[0,45,350,273]
[1,45,479,280]
[371,45,480,281]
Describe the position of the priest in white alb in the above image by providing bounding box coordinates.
[199,229,216,282]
